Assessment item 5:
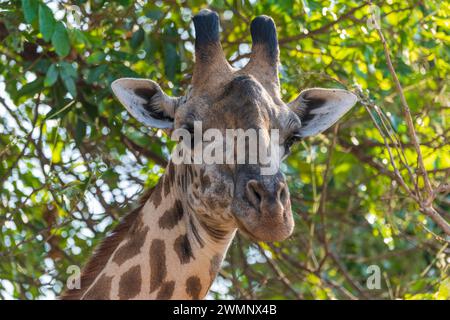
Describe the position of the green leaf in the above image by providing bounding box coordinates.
[83,101,98,120]
[75,118,86,145]
[144,35,159,59]
[145,9,164,20]
[14,78,43,101]
[44,64,59,87]
[163,42,179,82]
[51,22,71,57]
[86,65,107,84]
[395,57,412,76]
[59,61,78,98]
[72,29,89,46]
[162,25,180,82]
[51,141,64,164]
[22,0,39,24]
[86,52,105,65]
[62,76,77,98]
[117,0,131,6]
[45,99,74,119]
[60,61,77,78]
[38,4,55,41]
[130,28,145,49]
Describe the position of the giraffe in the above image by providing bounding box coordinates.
[62,9,357,300]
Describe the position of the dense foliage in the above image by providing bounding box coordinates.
[0,0,449,299]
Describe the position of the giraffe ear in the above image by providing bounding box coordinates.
[111,78,178,129]
[288,88,357,137]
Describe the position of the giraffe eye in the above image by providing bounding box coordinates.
[284,133,301,153]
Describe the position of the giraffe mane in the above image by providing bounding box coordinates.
[60,187,154,300]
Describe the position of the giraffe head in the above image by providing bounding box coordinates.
[112,10,357,243]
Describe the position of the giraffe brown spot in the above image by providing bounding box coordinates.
[174,234,194,264]
[163,163,173,197]
[186,276,202,300]
[158,200,183,229]
[83,274,112,300]
[163,176,171,197]
[112,226,149,265]
[150,239,167,292]
[156,281,175,300]
[118,265,142,300]
[168,161,176,186]
[151,181,163,209]
[130,214,145,232]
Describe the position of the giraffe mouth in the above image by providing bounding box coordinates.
[232,206,294,242]
[234,216,263,242]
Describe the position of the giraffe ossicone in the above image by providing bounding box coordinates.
[62,9,357,300]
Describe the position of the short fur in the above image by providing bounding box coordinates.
[67,9,357,300]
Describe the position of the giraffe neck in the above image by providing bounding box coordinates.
[77,169,236,300]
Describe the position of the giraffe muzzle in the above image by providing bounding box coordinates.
[232,174,294,242]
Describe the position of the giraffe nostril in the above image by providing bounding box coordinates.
[246,180,262,210]
[279,183,288,205]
